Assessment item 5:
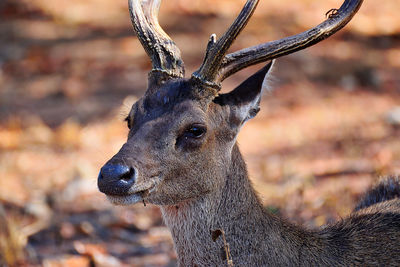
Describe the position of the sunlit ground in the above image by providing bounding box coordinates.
[1,0,400,266]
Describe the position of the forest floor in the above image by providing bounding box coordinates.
[1,0,400,266]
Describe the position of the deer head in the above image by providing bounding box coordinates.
[98,0,363,206]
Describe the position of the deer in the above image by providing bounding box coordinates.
[98,0,400,265]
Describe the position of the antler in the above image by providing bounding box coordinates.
[191,0,260,89]
[191,0,363,90]
[129,0,185,84]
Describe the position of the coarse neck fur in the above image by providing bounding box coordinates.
[161,144,327,266]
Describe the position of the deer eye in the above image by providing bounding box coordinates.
[124,116,132,129]
[184,124,206,139]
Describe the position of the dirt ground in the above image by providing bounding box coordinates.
[1,0,400,266]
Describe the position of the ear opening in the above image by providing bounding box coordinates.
[214,60,275,125]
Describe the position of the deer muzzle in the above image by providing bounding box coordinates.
[97,163,138,196]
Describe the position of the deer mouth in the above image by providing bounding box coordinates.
[106,188,151,206]
[106,177,160,206]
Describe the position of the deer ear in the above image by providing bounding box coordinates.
[214,60,274,127]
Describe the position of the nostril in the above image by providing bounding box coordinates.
[98,164,138,196]
[120,167,135,183]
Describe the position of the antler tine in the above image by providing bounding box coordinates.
[192,0,260,90]
[129,0,184,84]
[218,0,363,82]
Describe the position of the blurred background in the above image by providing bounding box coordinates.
[0,0,399,266]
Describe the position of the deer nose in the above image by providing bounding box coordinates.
[97,164,137,196]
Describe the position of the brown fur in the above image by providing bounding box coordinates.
[163,147,400,266]
[99,63,400,266]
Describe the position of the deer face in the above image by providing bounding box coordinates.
[98,63,273,205]
[97,0,362,205]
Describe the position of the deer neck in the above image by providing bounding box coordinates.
[160,144,316,266]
